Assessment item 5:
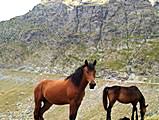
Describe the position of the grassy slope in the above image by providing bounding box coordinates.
[0,69,159,120]
[1,39,159,78]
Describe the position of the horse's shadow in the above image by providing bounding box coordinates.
[119,117,130,120]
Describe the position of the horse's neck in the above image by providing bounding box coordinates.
[139,95,145,109]
[79,78,88,91]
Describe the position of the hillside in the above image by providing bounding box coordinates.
[0,0,159,81]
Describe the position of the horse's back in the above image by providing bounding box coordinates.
[129,85,139,90]
[125,86,142,96]
[118,86,142,103]
[34,80,54,98]
[105,86,121,94]
[39,79,68,94]
[103,86,121,102]
[110,85,140,93]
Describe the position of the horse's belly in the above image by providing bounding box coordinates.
[118,99,131,104]
[45,93,69,104]
[52,100,69,105]
[47,90,69,103]
[117,93,135,104]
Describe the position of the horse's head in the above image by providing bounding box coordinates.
[140,104,148,120]
[83,60,97,89]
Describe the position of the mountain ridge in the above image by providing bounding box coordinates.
[0,0,159,79]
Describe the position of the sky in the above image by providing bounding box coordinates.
[0,0,41,21]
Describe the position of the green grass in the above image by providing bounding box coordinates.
[106,60,126,71]
[0,80,33,112]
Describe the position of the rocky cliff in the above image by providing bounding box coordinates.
[1,0,158,43]
[0,0,159,79]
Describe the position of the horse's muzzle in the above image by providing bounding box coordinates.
[89,82,96,89]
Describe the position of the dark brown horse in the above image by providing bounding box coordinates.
[34,60,97,120]
[103,86,148,120]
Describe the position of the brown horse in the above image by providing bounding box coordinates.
[103,86,148,120]
[34,60,97,120]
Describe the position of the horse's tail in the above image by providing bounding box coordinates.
[103,87,109,111]
[34,81,44,119]
[34,81,43,102]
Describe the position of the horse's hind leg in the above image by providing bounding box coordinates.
[131,104,137,120]
[131,107,135,120]
[107,101,115,120]
[34,84,43,120]
[39,99,52,120]
[34,97,42,120]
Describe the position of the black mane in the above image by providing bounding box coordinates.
[65,63,95,86]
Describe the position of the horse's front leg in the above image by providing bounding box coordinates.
[131,108,134,120]
[69,100,81,120]
[131,105,136,120]
[135,107,138,120]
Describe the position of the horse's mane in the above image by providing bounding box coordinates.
[65,63,95,86]
[65,65,85,86]
[139,93,146,109]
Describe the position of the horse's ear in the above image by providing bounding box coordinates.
[146,104,148,107]
[93,60,97,66]
[85,60,88,66]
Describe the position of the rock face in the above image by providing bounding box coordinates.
[0,0,159,76]
[0,0,158,43]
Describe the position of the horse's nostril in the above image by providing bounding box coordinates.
[89,83,96,89]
